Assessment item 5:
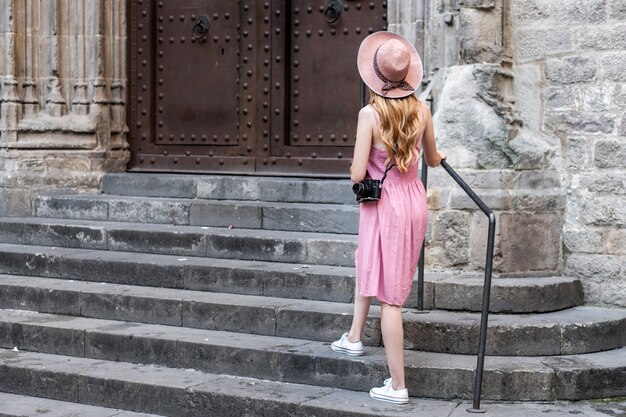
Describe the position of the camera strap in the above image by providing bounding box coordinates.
[380,163,396,185]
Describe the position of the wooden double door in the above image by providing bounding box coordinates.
[129,0,387,176]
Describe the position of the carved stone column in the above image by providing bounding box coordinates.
[0,0,129,216]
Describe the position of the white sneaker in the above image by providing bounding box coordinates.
[330,333,364,356]
[369,378,409,404]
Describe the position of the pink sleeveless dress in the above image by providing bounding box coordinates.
[355,105,428,306]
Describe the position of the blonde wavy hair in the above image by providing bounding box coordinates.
[369,91,423,173]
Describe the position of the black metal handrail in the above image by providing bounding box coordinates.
[417,158,496,413]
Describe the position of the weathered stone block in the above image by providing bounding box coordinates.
[553,0,608,23]
[0,250,64,278]
[206,234,308,265]
[175,339,280,381]
[578,24,626,51]
[515,28,573,62]
[605,230,626,255]
[450,189,512,210]
[306,238,357,267]
[85,328,178,368]
[276,306,381,346]
[547,351,626,400]
[610,0,626,19]
[513,64,542,132]
[620,113,626,136]
[546,112,615,135]
[102,174,196,198]
[511,190,565,211]
[450,169,512,189]
[0,359,79,402]
[512,0,551,22]
[108,199,190,225]
[498,212,562,273]
[34,196,108,221]
[253,267,355,304]
[581,196,626,227]
[512,170,561,189]
[262,204,359,234]
[459,8,502,63]
[578,171,626,194]
[107,228,207,257]
[510,129,559,170]
[564,136,594,171]
[599,52,626,81]
[45,157,92,172]
[545,56,597,84]
[429,211,471,267]
[277,344,386,393]
[433,64,514,169]
[60,252,185,289]
[197,176,261,200]
[189,202,262,229]
[563,227,603,254]
[259,178,354,204]
[0,284,81,315]
[79,374,188,417]
[566,254,622,280]
[457,0,496,8]
[544,86,577,111]
[182,299,277,336]
[594,139,626,168]
[5,222,108,249]
[595,279,626,308]
[81,292,183,326]
[0,321,85,357]
[0,188,33,217]
[469,211,501,270]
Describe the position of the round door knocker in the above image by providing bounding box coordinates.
[192,15,210,41]
[324,0,343,23]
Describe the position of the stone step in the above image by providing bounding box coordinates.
[0,349,467,416]
[0,392,163,417]
[33,194,360,233]
[1,314,625,401]
[0,279,622,356]
[101,173,356,205]
[0,217,358,267]
[0,244,583,313]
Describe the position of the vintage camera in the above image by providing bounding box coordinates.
[352,179,382,203]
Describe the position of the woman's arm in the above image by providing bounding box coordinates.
[421,104,446,167]
[350,106,375,183]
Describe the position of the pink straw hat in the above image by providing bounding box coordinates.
[357,31,423,99]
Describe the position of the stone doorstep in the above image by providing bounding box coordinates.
[0,243,583,313]
[0,317,626,401]
[101,173,357,205]
[0,349,462,417]
[0,280,622,356]
[32,194,360,234]
[0,217,358,267]
[0,392,163,417]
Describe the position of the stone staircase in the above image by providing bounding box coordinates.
[0,173,625,416]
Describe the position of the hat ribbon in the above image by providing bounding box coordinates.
[373,46,415,96]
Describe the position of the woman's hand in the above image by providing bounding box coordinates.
[438,150,447,163]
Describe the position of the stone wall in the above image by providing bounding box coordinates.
[0,0,129,215]
[391,0,566,280]
[511,0,626,307]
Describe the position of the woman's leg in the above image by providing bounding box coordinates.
[380,302,405,390]
[347,286,372,342]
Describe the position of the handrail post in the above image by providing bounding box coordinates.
[438,160,496,414]
[417,156,428,311]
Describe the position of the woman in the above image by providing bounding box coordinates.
[331,31,446,405]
